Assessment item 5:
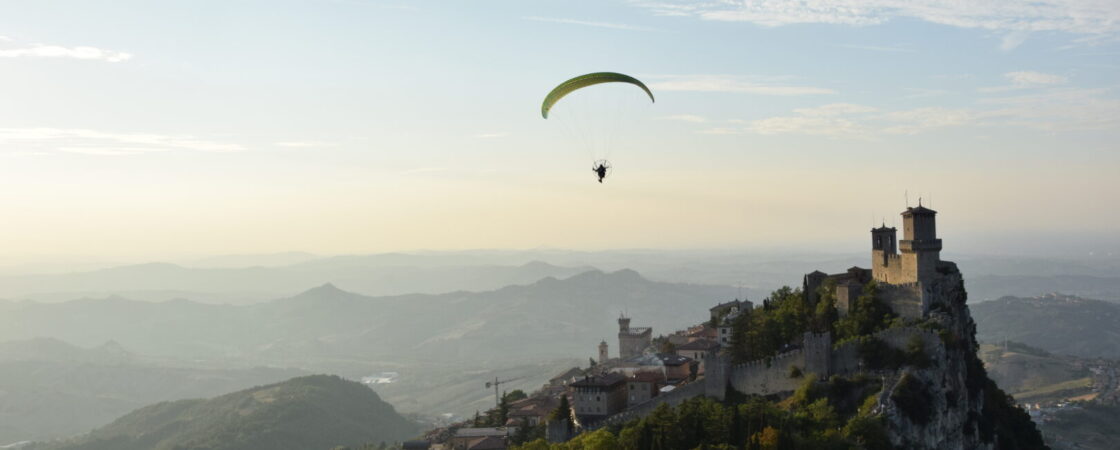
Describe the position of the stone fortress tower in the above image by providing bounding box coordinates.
[806,201,945,319]
[599,340,609,364]
[617,314,652,359]
[871,202,942,286]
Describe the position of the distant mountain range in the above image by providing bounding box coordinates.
[4,249,1117,304]
[33,375,419,450]
[972,293,1120,358]
[0,269,733,364]
[0,269,732,443]
[0,259,596,304]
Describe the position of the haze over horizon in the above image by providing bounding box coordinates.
[2,0,1117,261]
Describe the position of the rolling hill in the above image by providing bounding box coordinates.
[34,375,419,450]
[972,293,1120,359]
[0,338,306,444]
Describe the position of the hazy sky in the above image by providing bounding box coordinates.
[1,0,1117,261]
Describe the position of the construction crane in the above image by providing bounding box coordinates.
[484,376,521,409]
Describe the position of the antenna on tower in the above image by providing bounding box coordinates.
[905,190,909,207]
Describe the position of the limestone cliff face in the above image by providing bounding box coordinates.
[872,263,1038,449]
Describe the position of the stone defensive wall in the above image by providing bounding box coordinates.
[831,327,944,374]
[728,349,806,395]
[590,380,707,429]
[879,282,924,319]
[588,327,943,431]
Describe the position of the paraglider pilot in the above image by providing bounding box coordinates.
[593,162,608,183]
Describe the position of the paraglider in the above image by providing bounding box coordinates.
[592,160,610,183]
[541,72,654,183]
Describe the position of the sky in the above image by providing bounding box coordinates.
[0,0,1118,262]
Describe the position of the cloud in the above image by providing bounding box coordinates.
[0,128,244,155]
[631,0,1120,35]
[701,103,969,139]
[792,103,878,116]
[979,70,1068,92]
[473,132,509,139]
[661,114,708,123]
[400,167,450,175]
[703,85,1117,138]
[880,107,974,134]
[978,87,1120,131]
[999,31,1030,50]
[0,44,132,62]
[274,141,330,148]
[748,116,872,139]
[523,16,656,31]
[1005,71,1068,86]
[647,75,835,95]
[833,43,915,53]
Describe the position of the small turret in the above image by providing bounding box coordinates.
[598,340,609,364]
[618,314,630,333]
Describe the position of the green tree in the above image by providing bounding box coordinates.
[835,282,895,340]
[505,389,528,403]
[497,391,512,425]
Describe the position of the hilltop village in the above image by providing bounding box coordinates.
[418,204,1045,450]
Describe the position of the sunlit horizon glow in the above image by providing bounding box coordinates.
[0,0,1117,261]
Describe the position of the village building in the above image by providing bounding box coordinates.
[505,396,560,427]
[448,428,508,450]
[676,339,719,375]
[570,373,627,425]
[656,353,694,383]
[625,371,665,407]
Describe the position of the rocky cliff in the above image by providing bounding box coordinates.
[871,263,1046,449]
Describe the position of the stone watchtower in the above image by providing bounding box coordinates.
[599,340,609,364]
[871,224,900,282]
[899,203,942,284]
[617,314,652,359]
[872,202,942,286]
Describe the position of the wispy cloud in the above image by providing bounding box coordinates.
[0,39,132,62]
[661,114,708,123]
[400,167,450,175]
[632,1,1120,36]
[978,87,1120,131]
[647,75,834,95]
[523,16,655,31]
[792,103,878,116]
[693,83,1117,139]
[999,31,1030,51]
[979,70,1068,92]
[880,107,974,134]
[0,128,244,155]
[473,132,510,139]
[274,141,331,148]
[833,43,915,53]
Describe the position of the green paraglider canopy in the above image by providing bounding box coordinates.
[541,72,655,119]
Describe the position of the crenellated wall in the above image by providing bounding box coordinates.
[587,327,946,431]
[872,252,905,284]
[879,282,925,319]
[831,327,944,374]
[729,349,806,395]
